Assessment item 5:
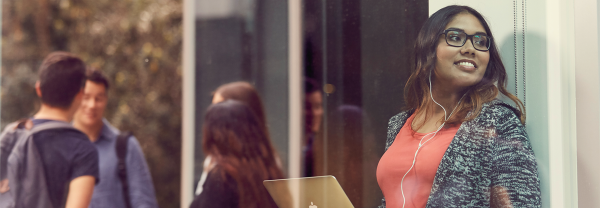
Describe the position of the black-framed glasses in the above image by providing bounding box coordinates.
[440,30,492,51]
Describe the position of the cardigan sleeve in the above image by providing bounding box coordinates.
[385,111,413,151]
[489,105,541,207]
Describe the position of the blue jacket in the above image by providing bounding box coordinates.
[380,99,541,208]
[89,119,158,208]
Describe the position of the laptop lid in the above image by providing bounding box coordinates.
[263,175,354,208]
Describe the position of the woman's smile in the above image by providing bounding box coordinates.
[455,59,477,71]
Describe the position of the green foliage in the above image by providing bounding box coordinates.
[1,0,183,207]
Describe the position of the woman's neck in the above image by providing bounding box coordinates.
[429,83,466,117]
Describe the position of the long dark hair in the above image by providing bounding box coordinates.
[202,100,283,208]
[213,81,282,164]
[214,82,267,127]
[404,5,525,127]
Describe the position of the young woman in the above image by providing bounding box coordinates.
[376,5,541,208]
[190,100,283,208]
[211,81,269,132]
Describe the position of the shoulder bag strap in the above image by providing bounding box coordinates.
[29,121,78,135]
[116,131,133,208]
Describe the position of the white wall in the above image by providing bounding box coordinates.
[544,0,579,206]
[574,0,600,206]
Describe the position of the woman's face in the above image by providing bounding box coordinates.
[434,13,490,92]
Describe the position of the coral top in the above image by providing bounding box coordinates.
[376,114,460,208]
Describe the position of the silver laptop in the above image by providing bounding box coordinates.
[263,175,354,208]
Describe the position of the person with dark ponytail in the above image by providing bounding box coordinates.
[376,5,540,208]
[190,100,283,208]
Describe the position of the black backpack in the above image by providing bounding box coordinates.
[0,119,81,208]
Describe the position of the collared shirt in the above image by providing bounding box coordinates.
[89,119,158,208]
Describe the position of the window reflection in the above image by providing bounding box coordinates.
[303,78,323,177]
[303,0,428,207]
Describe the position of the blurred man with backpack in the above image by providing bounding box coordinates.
[73,69,158,208]
[0,51,99,208]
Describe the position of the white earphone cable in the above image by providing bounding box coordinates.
[400,74,465,208]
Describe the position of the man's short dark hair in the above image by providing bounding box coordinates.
[305,77,321,94]
[86,68,110,90]
[38,51,86,109]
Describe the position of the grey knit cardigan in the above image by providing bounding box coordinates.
[379,99,541,208]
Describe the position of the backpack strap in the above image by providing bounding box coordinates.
[116,131,133,208]
[29,121,80,135]
[9,121,81,162]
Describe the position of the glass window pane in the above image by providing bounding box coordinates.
[302,0,428,207]
[193,0,290,186]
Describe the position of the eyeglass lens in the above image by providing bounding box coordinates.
[446,31,489,51]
